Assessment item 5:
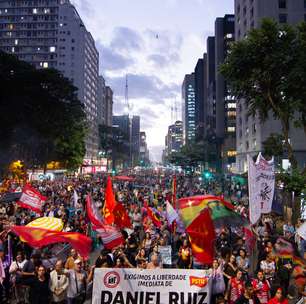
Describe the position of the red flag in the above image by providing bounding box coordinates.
[186,208,215,265]
[103,176,116,224]
[113,203,132,229]
[243,226,256,253]
[144,203,162,228]
[17,184,46,214]
[11,226,92,258]
[95,225,124,249]
[86,194,104,228]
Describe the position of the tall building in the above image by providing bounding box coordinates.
[206,37,216,139]
[112,115,130,138]
[97,76,106,126]
[165,121,183,156]
[140,131,150,165]
[215,14,236,170]
[194,59,205,141]
[105,86,113,127]
[235,0,306,172]
[182,73,196,144]
[112,115,140,166]
[131,116,140,165]
[0,0,100,159]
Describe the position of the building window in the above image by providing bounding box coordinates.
[43,62,49,68]
[279,0,286,9]
[246,141,249,150]
[228,126,236,132]
[252,123,257,134]
[279,14,287,23]
[33,8,38,14]
[50,46,56,52]
[253,139,257,147]
[227,151,237,157]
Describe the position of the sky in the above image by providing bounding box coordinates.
[71,0,234,162]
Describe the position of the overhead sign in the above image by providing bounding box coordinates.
[92,268,211,304]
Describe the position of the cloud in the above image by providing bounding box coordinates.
[110,27,144,52]
[97,42,135,71]
[106,73,179,102]
[145,29,183,53]
[71,0,94,18]
[147,52,181,67]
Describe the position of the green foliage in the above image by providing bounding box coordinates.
[262,133,284,158]
[0,52,87,170]
[220,19,306,169]
[168,142,206,168]
[277,169,306,197]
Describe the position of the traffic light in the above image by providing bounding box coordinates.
[203,171,212,179]
[112,169,116,176]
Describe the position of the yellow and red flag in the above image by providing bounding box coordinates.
[11,225,92,258]
[178,195,237,228]
[186,208,215,265]
[103,176,117,224]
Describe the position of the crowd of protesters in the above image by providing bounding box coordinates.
[0,173,305,304]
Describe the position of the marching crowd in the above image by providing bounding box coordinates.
[0,174,305,304]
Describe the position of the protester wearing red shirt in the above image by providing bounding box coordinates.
[252,271,271,304]
[268,288,288,304]
[225,269,245,304]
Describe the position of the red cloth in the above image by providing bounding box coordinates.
[252,279,270,304]
[11,226,92,258]
[144,203,162,228]
[17,184,46,214]
[113,203,132,229]
[86,194,104,228]
[268,298,288,304]
[95,225,124,249]
[186,208,215,265]
[103,176,116,224]
[229,277,244,304]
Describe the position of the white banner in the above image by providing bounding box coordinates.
[92,268,211,304]
[248,153,275,224]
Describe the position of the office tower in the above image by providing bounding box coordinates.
[182,73,196,144]
[194,59,205,142]
[97,75,106,126]
[0,0,100,159]
[165,121,183,155]
[215,14,236,170]
[140,131,150,165]
[235,0,306,172]
[131,115,140,165]
[105,86,113,127]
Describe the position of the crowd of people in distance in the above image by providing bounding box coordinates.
[0,173,305,303]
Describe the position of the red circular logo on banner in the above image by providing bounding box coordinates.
[104,271,120,288]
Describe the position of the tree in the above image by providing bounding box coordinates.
[220,19,306,169]
[262,133,284,158]
[98,124,130,168]
[0,52,87,172]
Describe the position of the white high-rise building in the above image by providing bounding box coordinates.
[0,0,99,158]
[235,0,306,173]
